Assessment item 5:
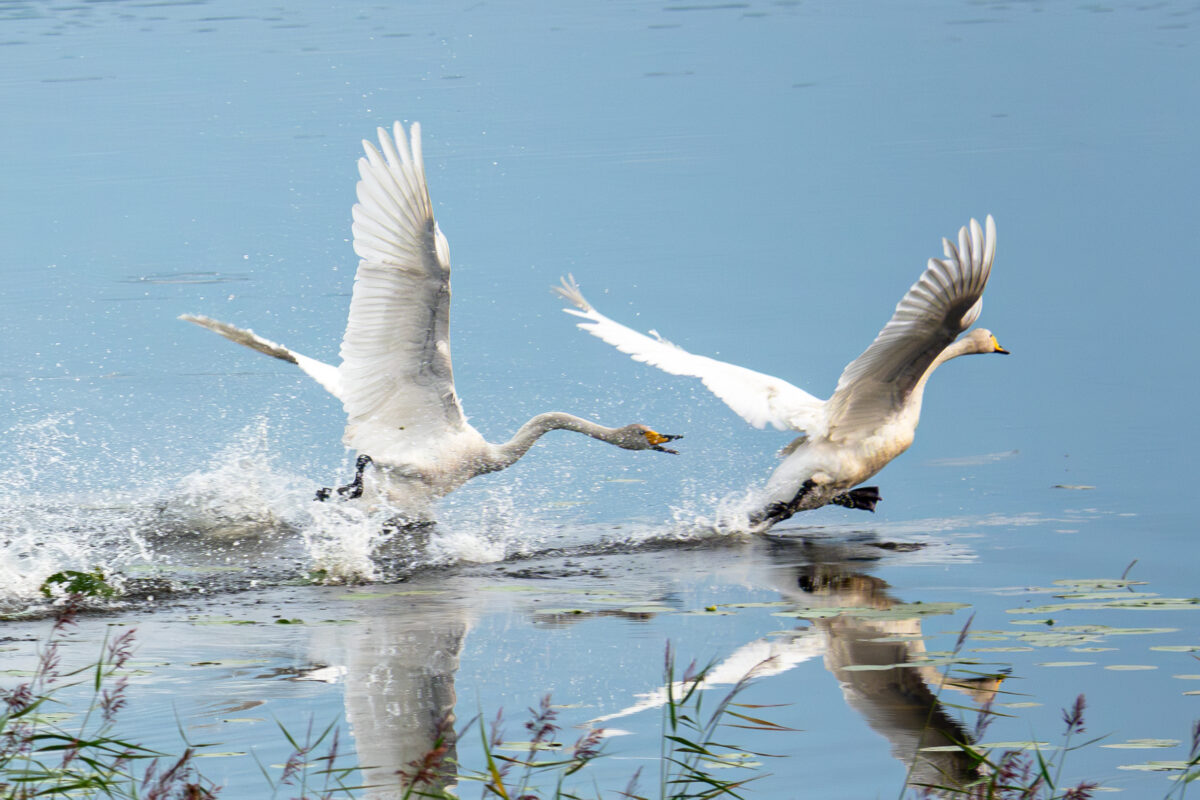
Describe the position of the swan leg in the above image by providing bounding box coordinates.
[749,479,819,528]
[315,455,374,502]
[829,486,881,512]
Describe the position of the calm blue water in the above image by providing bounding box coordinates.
[2,0,1199,797]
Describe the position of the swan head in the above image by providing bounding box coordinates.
[964,328,1009,355]
[621,425,683,454]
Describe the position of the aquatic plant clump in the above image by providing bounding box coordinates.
[0,597,218,799]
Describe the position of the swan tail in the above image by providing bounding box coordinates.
[179,314,343,400]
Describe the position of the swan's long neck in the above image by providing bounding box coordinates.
[908,338,979,410]
[486,413,624,472]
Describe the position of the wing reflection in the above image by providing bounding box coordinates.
[594,536,1000,793]
[775,544,1000,790]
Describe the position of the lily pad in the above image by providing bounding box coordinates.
[970,646,1034,653]
[1117,760,1191,772]
[1052,579,1147,589]
[1104,664,1157,671]
[772,601,968,620]
[496,741,564,752]
[1102,739,1180,749]
[1008,599,1200,613]
[1054,591,1159,600]
[340,589,446,600]
[1037,661,1095,668]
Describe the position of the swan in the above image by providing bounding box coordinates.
[556,216,1007,532]
[181,121,680,523]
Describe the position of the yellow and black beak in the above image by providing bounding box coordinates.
[645,430,683,454]
[991,335,1010,355]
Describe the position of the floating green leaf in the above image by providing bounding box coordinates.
[1102,739,1180,749]
[772,601,968,620]
[1009,598,1199,613]
[340,589,446,599]
[1117,760,1191,772]
[495,741,564,752]
[971,646,1034,653]
[1104,664,1157,671]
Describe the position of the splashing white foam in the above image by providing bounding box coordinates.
[0,414,153,608]
[154,416,310,539]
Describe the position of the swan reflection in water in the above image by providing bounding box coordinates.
[306,591,471,798]
[591,537,1003,793]
[304,535,999,797]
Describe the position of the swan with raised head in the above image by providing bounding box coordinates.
[182,121,679,523]
[557,216,1006,532]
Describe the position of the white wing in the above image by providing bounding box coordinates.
[178,314,344,400]
[555,277,825,433]
[824,216,997,439]
[339,122,467,438]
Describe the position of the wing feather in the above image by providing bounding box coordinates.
[338,122,466,437]
[555,277,825,433]
[823,216,997,439]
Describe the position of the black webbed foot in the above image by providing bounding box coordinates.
[749,479,818,528]
[314,455,374,502]
[829,486,881,512]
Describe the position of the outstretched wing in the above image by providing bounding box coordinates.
[556,277,825,433]
[339,122,467,437]
[823,216,997,440]
[179,313,343,399]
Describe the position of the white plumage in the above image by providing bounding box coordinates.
[183,122,679,523]
[557,216,1007,531]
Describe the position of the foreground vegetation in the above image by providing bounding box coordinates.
[5,592,1200,799]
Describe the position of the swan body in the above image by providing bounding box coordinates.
[557,216,1007,532]
[182,121,678,523]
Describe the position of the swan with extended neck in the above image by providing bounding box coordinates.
[182,121,679,523]
[557,216,1006,532]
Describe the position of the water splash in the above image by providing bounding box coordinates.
[0,412,744,611]
[0,414,153,610]
[152,416,309,539]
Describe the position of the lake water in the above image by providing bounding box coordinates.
[2,0,1198,797]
